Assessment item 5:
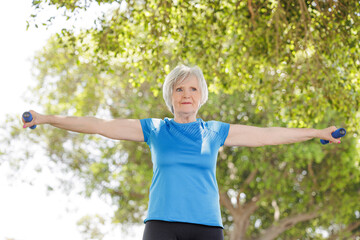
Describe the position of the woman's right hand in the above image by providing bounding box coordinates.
[22,110,44,129]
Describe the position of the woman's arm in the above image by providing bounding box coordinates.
[22,110,144,142]
[224,124,341,147]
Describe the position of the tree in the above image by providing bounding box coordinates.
[3,0,360,239]
[28,0,360,130]
[77,214,106,240]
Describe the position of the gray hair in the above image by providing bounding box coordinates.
[163,64,208,114]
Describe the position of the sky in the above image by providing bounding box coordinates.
[0,1,144,239]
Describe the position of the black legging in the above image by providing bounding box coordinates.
[142,220,224,240]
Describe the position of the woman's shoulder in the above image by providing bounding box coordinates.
[141,118,166,128]
[203,120,230,132]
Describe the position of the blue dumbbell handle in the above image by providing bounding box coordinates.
[320,128,346,144]
[22,112,37,129]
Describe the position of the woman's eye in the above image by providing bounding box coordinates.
[175,87,197,92]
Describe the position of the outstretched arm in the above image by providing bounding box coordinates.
[22,110,144,142]
[224,124,341,147]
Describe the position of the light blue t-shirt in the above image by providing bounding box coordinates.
[140,117,230,227]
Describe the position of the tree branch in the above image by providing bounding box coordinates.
[307,161,318,188]
[220,191,238,217]
[240,194,260,218]
[238,168,258,195]
[298,0,309,42]
[327,221,360,240]
[247,0,256,27]
[110,189,145,199]
[271,200,280,222]
[314,0,322,12]
[346,221,360,234]
[254,211,319,240]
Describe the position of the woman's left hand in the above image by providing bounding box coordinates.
[317,126,342,144]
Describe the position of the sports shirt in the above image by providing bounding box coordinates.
[140,117,230,227]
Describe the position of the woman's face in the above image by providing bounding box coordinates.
[172,75,201,116]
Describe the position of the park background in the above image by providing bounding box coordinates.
[0,0,359,240]
[0,1,142,239]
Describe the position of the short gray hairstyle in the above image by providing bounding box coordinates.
[163,64,208,114]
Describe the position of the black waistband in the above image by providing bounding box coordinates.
[146,220,223,229]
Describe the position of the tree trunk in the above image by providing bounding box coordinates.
[230,216,251,240]
[220,191,260,240]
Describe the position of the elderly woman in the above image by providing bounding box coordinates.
[23,65,341,240]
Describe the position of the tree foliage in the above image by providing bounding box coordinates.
[3,0,360,239]
[29,0,360,130]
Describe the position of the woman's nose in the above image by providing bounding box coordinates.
[183,89,191,97]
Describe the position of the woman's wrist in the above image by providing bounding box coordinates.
[313,129,322,139]
[38,114,52,125]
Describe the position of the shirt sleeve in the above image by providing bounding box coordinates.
[208,121,230,147]
[140,118,153,144]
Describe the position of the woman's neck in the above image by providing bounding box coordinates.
[173,113,197,123]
